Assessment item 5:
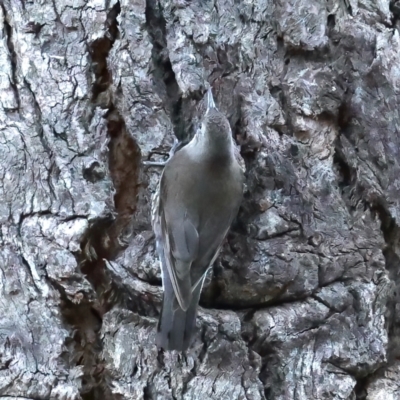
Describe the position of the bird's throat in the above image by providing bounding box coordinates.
[196,133,234,163]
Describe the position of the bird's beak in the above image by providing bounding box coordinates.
[206,87,216,110]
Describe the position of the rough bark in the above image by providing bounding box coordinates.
[0,0,399,399]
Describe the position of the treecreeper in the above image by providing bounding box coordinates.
[150,88,245,351]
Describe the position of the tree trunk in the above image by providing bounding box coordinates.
[1,0,399,398]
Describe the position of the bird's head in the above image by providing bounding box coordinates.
[201,88,232,140]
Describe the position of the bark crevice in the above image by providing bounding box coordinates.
[1,3,20,111]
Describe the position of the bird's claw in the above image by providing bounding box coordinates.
[142,139,183,168]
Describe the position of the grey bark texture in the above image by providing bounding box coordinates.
[0,0,399,399]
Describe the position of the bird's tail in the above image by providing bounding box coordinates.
[157,254,203,351]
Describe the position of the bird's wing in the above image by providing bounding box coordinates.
[160,210,199,311]
[155,169,200,311]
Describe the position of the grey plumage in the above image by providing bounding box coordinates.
[152,88,244,351]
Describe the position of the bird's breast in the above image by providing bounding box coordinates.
[162,148,243,220]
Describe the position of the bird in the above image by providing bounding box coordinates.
[150,87,245,351]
